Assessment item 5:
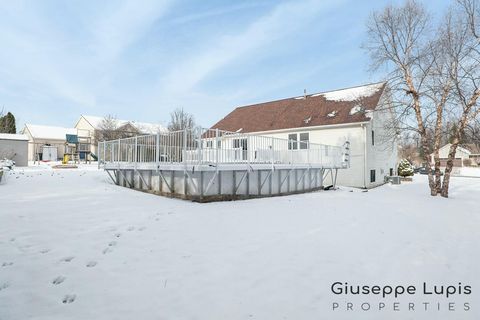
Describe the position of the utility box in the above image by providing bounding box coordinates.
[385,175,401,184]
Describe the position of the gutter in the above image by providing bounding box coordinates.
[245,121,371,136]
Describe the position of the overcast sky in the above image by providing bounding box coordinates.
[0,0,451,129]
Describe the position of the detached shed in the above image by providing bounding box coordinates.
[0,133,29,166]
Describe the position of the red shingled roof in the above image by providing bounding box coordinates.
[211,82,386,133]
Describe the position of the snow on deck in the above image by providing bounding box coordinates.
[0,166,479,319]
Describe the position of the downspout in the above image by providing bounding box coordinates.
[362,123,367,189]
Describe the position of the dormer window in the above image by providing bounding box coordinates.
[327,110,338,118]
[350,105,364,115]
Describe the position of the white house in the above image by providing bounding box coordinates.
[21,124,77,161]
[74,115,167,156]
[209,82,398,188]
[431,143,480,167]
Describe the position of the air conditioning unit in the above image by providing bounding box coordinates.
[385,176,401,184]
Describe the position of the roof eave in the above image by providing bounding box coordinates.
[241,121,371,135]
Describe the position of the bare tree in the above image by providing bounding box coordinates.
[365,0,480,198]
[366,0,441,196]
[168,108,195,132]
[95,114,121,142]
[458,0,480,40]
[439,2,480,196]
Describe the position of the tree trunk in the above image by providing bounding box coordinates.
[433,151,441,196]
[441,89,480,197]
[440,141,458,198]
[405,75,436,195]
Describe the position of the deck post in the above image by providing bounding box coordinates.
[103,141,106,168]
[271,137,274,171]
[117,140,121,166]
[247,135,250,167]
[134,136,138,169]
[215,129,219,168]
[218,171,222,195]
[200,171,204,198]
[183,129,187,166]
[232,171,236,196]
[197,127,201,165]
[278,169,282,193]
[258,170,261,195]
[156,133,160,170]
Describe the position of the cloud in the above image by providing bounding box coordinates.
[90,0,172,62]
[168,2,269,25]
[0,0,172,113]
[158,0,341,94]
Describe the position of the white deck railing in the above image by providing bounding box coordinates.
[98,128,350,169]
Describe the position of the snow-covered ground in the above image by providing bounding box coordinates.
[0,166,479,320]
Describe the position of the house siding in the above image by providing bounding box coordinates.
[365,101,398,188]
[246,124,368,188]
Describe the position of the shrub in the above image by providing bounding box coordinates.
[398,159,414,177]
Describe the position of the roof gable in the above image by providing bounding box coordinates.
[23,124,76,140]
[211,82,386,133]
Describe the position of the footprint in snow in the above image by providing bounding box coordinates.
[108,241,117,247]
[86,261,97,268]
[0,282,9,291]
[52,276,66,285]
[127,226,135,231]
[40,249,50,254]
[103,247,113,254]
[62,294,76,304]
[1,262,14,267]
[138,226,146,231]
[114,233,121,238]
[60,256,75,262]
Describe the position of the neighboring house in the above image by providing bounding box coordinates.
[210,82,398,188]
[21,124,76,161]
[74,115,167,156]
[431,143,480,167]
[0,133,29,166]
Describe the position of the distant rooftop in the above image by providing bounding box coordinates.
[22,124,76,140]
[0,133,29,141]
[81,115,167,134]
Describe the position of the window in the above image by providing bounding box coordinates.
[389,168,393,176]
[299,133,309,149]
[206,140,213,148]
[233,138,248,160]
[370,169,376,183]
[233,139,244,149]
[288,134,298,150]
[372,130,375,146]
[217,140,221,149]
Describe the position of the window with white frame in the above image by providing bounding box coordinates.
[288,133,297,150]
[299,133,309,149]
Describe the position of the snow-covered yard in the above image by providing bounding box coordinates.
[0,165,479,319]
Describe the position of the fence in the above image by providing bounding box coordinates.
[98,128,349,169]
